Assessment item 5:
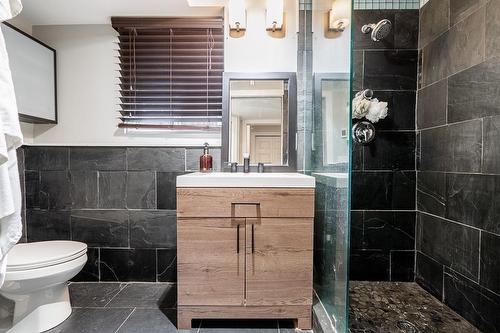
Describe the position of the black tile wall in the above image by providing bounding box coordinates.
[415,251,443,299]
[22,145,221,283]
[480,232,500,295]
[417,213,479,281]
[350,9,418,282]
[417,1,500,331]
[443,269,500,333]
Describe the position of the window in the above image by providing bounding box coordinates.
[111,17,224,130]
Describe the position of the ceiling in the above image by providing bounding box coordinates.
[15,0,224,26]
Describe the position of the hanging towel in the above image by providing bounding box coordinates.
[0,0,23,287]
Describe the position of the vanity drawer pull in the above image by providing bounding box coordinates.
[251,224,255,253]
[237,224,240,254]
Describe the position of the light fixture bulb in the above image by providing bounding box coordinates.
[265,0,284,31]
[228,0,246,31]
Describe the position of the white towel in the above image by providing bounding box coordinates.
[0,0,23,287]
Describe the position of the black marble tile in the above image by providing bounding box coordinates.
[445,174,500,234]
[417,79,447,129]
[351,142,363,171]
[25,146,69,171]
[420,120,482,173]
[363,50,418,90]
[419,126,447,171]
[418,213,479,280]
[105,283,176,308]
[416,251,444,300]
[98,171,126,209]
[394,10,419,49]
[417,171,446,217]
[116,309,178,333]
[486,0,500,59]
[350,211,364,250]
[350,250,390,281]
[0,294,14,331]
[483,115,500,174]
[450,0,487,25]
[126,171,156,209]
[27,210,71,241]
[157,249,177,282]
[157,172,184,210]
[127,148,185,172]
[351,171,415,210]
[443,269,500,333]
[25,170,39,209]
[363,132,415,171]
[480,232,500,295]
[130,210,176,248]
[352,51,363,91]
[362,211,415,251]
[422,9,485,87]
[390,250,415,282]
[448,57,500,123]
[71,210,129,247]
[70,171,98,209]
[70,147,126,171]
[71,248,100,282]
[39,171,72,210]
[353,10,395,50]
[100,249,156,282]
[69,282,125,307]
[45,308,133,333]
[449,120,483,173]
[419,0,450,48]
[373,91,416,131]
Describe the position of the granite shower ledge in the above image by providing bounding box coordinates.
[312,172,348,188]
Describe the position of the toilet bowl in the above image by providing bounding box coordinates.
[0,241,87,333]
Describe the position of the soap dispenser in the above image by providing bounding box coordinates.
[199,143,213,172]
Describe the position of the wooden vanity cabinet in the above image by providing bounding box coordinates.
[177,188,314,330]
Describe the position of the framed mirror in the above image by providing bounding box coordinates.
[222,73,297,171]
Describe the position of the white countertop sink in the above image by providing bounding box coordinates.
[177,172,316,188]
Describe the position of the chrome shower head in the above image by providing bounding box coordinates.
[361,19,392,42]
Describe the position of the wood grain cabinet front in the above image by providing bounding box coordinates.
[177,188,314,330]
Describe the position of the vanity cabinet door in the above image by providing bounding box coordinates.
[245,218,313,306]
[177,218,245,306]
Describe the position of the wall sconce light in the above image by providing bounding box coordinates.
[228,0,247,32]
[265,0,284,31]
[328,0,350,32]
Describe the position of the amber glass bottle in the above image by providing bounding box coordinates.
[199,142,213,172]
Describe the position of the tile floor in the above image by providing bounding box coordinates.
[349,281,481,333]
[2,281,479,333]
[45,282,301,333]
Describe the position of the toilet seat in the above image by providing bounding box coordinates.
[6,241,87,272]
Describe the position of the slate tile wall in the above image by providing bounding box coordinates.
[350,9,418,282]
[417,1,500,331]
[21,146,221,283]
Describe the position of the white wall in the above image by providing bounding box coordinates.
[224,0,298,73]
[18,0,351,147]
[31,25,219,146]
[6,17,35,144]
[312,0,351,74]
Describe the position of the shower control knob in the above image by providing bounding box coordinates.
[352,121,376,145]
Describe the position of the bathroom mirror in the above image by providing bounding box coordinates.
[222,73,297,171]
[314,73,350,166]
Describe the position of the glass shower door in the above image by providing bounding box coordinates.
[310,1,353,332]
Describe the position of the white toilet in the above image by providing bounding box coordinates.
[0,241,87,333]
